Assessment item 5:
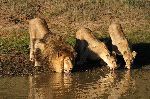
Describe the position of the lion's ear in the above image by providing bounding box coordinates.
[132,51,137,58]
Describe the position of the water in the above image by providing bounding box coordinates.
[0,66,150,99]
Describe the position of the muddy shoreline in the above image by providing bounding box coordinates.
[0,54,50,76]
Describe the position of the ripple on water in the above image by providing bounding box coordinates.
[0,66,150,99]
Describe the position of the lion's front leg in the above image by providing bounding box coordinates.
[34,40,45,67]
[29,21,36,62]
[30,38,36,62]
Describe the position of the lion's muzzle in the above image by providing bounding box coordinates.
[63,57,73,73]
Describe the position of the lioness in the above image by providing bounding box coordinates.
[29,18,75,73]
[75,27,118,70]
[108,22,136,69]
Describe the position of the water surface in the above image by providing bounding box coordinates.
[0,66,150,99]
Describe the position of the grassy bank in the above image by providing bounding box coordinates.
[0,29,29,54]
[0,0,150,75]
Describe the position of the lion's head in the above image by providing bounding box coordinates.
[124,51,137,69]
[43,40,76,73]
[105,54,118,70]
[51,49,75,73]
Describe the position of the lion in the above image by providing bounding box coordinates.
[43,36,76,73]
[29,17,51,62]
[75,27,118,70]
[29,18,75,73]
[108,22,137,69]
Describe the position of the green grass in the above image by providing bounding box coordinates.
[126,31,150,44]
[0,28,150,56]
[65,36,76,47]
[0,29,29,54]
[65,30,150,48]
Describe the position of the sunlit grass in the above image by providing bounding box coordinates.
[126,31,150,44]
[0,0,150,55]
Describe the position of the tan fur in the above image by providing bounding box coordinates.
[29,18,75,73]
[108,22,137,69]
[75,27,118,70]
[29,18,51,62]
[43,36,75,73]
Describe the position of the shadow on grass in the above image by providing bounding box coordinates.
[132,43,150,68]
[73,39,103,72]
[99,37,150,69]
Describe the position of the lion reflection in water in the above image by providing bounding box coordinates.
[28,70,134,98]
[28,74,72,99]
[74,70,134,99]
[29,18,75,73]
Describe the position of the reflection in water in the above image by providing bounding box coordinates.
[0,76,29,99]
[28,73,73,99]
[72,70,134,99]
[0,69,150,99]
[28,70,135,99]
[108,70,134,99]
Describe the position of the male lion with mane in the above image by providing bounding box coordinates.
[108,22,137,69]
[75,27,118,70]
[29,18,75,73]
